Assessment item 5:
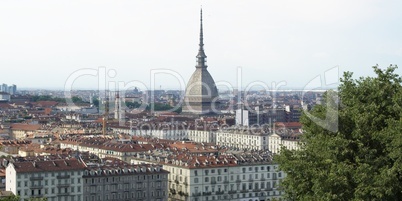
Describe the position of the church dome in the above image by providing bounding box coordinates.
[182,9,220,115]
[184,68,218,102]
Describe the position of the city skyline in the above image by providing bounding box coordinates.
[1,1,402,90]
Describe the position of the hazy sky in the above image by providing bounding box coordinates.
[1,0,402,91]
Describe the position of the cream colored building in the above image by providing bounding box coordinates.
[131,151,285,201]
[216,129,268,150]
[187,129,216,143]
[6,159,86,201]
[268,133,301,154]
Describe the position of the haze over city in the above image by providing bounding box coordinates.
[1,0,402,90]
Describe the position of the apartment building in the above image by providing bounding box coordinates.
[6,158,86,201]
[83,162,169,201]
[187,129,216,144]
[131,151,285,201]
[216,128,269,150]
[268,133,301,154]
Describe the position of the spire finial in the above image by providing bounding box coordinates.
[200,7,203,47]
[196,7,207,68]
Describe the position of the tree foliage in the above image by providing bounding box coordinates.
[0,195,47,201]
[30,95,86,104]
[0,195,19,201]
[275,65,402,200]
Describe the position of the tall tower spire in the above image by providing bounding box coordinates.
[183,8,220,115]
[196,8,207,68]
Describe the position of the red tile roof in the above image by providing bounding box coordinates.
[10,123,41,131]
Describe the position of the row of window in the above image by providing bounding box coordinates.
[84,190,166,201]
[84,174,164,184]
[84,181,165,192]
[217,134,266,139]
[179,181,279,195]
[191,191,282,201]
[17,178,81,187]
[193,172,280,183]
[17,172,80,179]
[17,187,80,196]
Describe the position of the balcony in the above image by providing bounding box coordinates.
[228,190,237,194]
[260,178,266,181]
[235,179,242,183]
[31,195,45,198]
[58,192,70,196]
[211,180,216,184]
[203,192,212,196]
[192,192,201,197]
[57,175,70,179]
[178,191,188,197]
[223,180,229,184]
[30,185,43,189]
[253,189,261,192]
[215,191,224,195]
[57,183,70,187]
[169,188,176,195]
[248,179,254,182]
[30,177,43,181]
[240,190,248,193]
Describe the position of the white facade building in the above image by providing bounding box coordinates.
[216,129,268,150]
[268,133,301,154]
[0,92,11,102]
[131,151,285,201]
[6,159,86,201]
[187,129,216,143]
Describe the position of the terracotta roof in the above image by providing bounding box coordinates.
[0,103,14,109]
[10,123,41,131]
[275,122,302,128]
[34,101,59,107]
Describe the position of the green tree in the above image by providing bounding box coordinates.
[92,97,99,107]
[276,65,402,200]
[125,101,142,109]
[146,103,174,111]
[0,195,19,201]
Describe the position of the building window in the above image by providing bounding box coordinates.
[194,178,199,183]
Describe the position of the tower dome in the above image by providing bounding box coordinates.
[182,9,219,115]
